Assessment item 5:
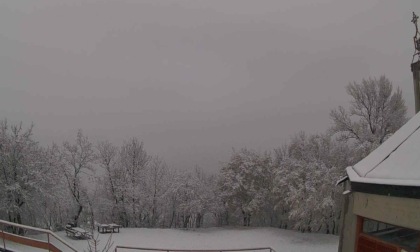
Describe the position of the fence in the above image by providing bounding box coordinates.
[114,246,276,252]
[0,219,78,252]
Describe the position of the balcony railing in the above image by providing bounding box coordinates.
[0,219,78,252]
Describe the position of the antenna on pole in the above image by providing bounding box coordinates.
[411,12,420,113]
[412,12,420,63]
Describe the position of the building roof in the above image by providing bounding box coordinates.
[347,112,420,186]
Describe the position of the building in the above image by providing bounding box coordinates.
[338,61,420,252]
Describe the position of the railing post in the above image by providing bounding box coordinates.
[47,232,50,252]
[2,224,6,251]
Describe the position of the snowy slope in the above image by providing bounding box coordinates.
[62,227,338,252]
[3,227,338,252]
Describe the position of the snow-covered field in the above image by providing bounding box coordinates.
[3,227,338,252]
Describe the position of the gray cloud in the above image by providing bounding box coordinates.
[1,0,419,171]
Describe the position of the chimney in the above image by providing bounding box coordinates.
[412,61,420,114]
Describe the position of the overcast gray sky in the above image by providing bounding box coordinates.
[1,0,419,172]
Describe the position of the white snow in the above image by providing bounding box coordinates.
[2,227,338,252]
[1,240,45,252]
[342,190,351,195]
[348,112,420,186]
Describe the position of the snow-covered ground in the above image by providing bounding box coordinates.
[2,227,338,252]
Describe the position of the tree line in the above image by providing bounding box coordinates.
[0,76,407,235]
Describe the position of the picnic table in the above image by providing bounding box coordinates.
[97,224,122,233]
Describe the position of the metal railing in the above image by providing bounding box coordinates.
[0,219,78,252]
[114,246,276,252]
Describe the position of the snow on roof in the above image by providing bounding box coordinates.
[347,112,420,186]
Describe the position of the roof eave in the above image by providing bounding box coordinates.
[347,166,420,187]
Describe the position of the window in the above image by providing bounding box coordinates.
[356,217,420,252]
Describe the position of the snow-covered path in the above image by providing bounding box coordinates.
[3,227,338,252]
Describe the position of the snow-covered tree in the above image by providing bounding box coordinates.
[204,174,227,227]
[274,132,351,234]
[96,140,122,224]
[330,76,407,160]
[166,167,220,228]
[0,121,68,232]
[119,137,150,227]
[0,121,36,229]
[142,156,170,227]
[171,170,201,228]
[97,139,172,228]
[61,129,96,226]
[219,149,274,226]
[31,144,73,230]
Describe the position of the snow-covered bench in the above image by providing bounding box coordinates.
[65,226,77,236]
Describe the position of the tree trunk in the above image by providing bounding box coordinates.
[74,204,83,227]
[16,213,24,235]
[195,213,202,228]
[183,215,190,228]
[169,210,175,228]
[242,211,251,226]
